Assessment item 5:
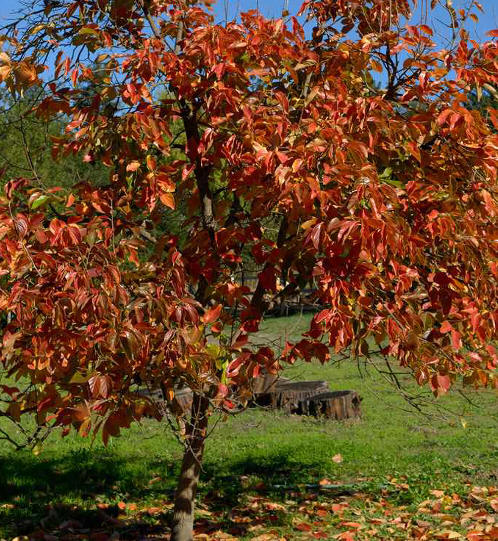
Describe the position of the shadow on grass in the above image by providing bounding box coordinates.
[0,448,175,538]
[0,446,344,539]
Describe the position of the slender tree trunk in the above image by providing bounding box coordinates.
[171,392,210,541]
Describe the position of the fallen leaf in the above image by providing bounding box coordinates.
[146,507,162,515]
[340,521,363,529]
[435,531,463,539]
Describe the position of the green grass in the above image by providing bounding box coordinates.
[1,313,497,539]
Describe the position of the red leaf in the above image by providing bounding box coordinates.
[259,266,277,292]
[202,304,222,324]
[217,384,228,398]
[89,375,112,399]
[14,216,28,238]
[315,310,330,324]
[311,223,323,249]
[451,329,462,350]
[437,109,453,126]
[433,374,451,394]
[440,321,453,334]
[406,141,421,163]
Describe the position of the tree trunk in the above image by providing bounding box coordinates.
[171,392,210,541]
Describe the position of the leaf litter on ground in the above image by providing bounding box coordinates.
[7,481,497,540]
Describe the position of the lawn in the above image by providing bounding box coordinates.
[1,314,497,540]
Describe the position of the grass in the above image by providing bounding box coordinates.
[0,313,497,539]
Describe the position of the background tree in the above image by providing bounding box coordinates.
[0,1,496,540]
[0,86,109,186]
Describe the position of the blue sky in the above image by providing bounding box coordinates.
[0,0,496,40]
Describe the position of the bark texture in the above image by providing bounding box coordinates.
[171,393,210,541]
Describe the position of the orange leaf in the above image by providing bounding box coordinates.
[146,155,157,171]
[486,29,498,37]
[406,141,421,163]
[340,522,362,529]
[15,61,39,86]
[440,321,453,334]
[66,193,76,207]
[126,161,141,172]
[0,65,11,82]
[147,507,162,515]
[370,60,383,73]
[202,304,222,324]
[159,192,175,209]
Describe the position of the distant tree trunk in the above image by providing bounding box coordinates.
[171,392,210,541]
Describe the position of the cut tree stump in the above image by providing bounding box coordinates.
[251,372,290,394]
[140,376,362,421]
[173,388,194,415]
[255,380,329,412]
[138,386,194,416]
[296,390,362,420]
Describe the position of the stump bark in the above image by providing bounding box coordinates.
[140,374,362,421]
[251,372,289,394]
[296,390,362,420]
[255,380,330,412]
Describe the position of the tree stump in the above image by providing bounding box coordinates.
[141,379,362,421]
[296,390,362,420]
[252,372,290,394]
[173,388,194,415]
[255,380,329,412]
[138,386,194,416]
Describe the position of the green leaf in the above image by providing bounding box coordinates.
[69,371,90,384]
[78,27,99,36]
[30,195,49,210]
[383,178,405,188]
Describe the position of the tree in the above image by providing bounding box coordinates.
[0,86,109,187]
[0,1,496,539]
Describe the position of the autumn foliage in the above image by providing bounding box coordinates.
[0,0,496,537]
